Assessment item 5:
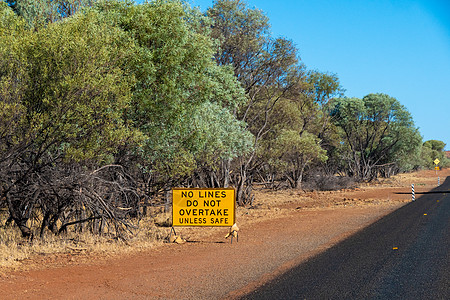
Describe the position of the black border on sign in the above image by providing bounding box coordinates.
[171,188,236,227]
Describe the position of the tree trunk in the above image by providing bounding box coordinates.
[223,159,231,188]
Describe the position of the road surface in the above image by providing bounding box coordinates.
[241,179,450,299]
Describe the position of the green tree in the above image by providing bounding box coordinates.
[330,93,421,180]
[421,140,449,169]
[7,0,96,28]
[207,0,270,81]
[305,71,344,143]
[0,4,140,237]
[94,0,252,197]
[253,69,335,189]
[269,130,327,188]
[423,140,446,152]
[208,0,306,202]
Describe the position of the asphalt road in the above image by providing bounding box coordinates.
[240,179,450,300]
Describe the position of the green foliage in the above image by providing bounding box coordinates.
[423,140,446,152]
[270,130,327,175]
[0,3,146,237]
[94,0,251,181]
[25,9,138,161]
[421,140,449,168]
[0,2,27,150]
[330,93,422,179]
[189,101,253,162]
[208,0,300,98]
[207,0,270,70]
[306,70,344,105]
[258,91,328,188]
[1,3,140,163]
[9,0,97,28]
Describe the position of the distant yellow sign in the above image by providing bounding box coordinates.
[434,158,440,165]
[172,188,235,227]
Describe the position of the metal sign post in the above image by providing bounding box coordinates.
[434,158,440,175]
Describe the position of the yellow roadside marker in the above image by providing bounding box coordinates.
[393,247,398,250]
[424,213,427,216]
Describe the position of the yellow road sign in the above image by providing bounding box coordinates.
[172,188,236,227]
[434,158,440,165]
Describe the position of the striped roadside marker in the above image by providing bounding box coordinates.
[412,184,415,201]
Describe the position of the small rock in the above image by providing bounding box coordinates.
[174,236,186,244]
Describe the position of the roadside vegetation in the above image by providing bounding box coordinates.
[1,0,448,252]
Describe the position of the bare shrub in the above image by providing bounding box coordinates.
[1,161,143,240]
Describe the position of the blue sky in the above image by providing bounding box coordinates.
[141,0,449,148]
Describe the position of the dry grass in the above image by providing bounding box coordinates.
[0,214,170,271]
[0,168,447,273]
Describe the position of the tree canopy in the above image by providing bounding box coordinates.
[330,93,422,180]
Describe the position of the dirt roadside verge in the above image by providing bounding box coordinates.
[0,169,446,299]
